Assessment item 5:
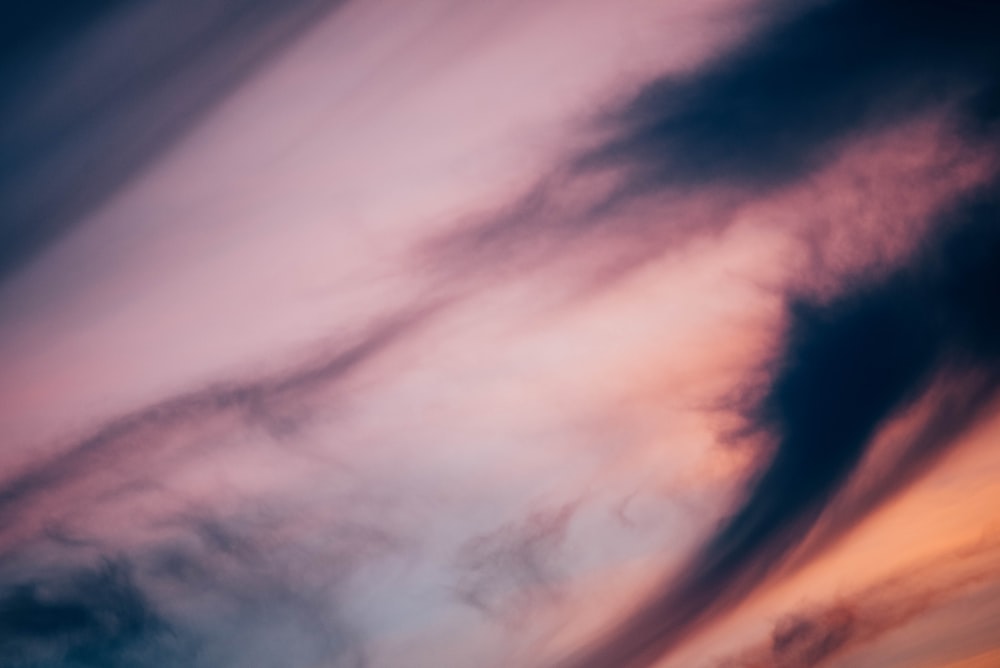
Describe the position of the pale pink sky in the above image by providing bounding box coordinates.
[1,2,998,667]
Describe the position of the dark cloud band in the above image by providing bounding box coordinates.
[0,0,348,287]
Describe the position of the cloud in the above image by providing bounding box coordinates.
[710,538,1000,668]
[454,502,578,625]
[524,2,1000,663]
[784,370,1000,571]
[553,174,1000,667]
[0,558,187,668]
[429,0,1000,286]
[139,510,403,668]
[0,0,348,285]
[0,504,405,668]
[0,299,438,666]
[0,305,437,550]
[3,3,999,666]
[412,5,1000,662]
[576,0,1000,197]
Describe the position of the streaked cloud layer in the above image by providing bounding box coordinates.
[1,1,998,667]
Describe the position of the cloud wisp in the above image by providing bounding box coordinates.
[0,304,436,551]
[710,537,1000,668]
[454,502,578,626]
[0,0,347,285]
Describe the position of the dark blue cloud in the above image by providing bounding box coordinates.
[0,558,187,668]
[549,5,1000,661]
[577,0,1000,197]
[437,0,1000,276]
[559,178,1000,667]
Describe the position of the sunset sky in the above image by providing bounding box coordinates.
[1,2,999,667]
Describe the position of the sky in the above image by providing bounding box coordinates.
[1,1,999,667]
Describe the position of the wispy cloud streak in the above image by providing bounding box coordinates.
[0,305,436,549]
[0,0,348,285]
